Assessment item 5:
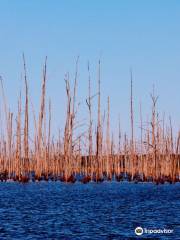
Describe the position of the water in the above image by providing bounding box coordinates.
[0,182,179,240]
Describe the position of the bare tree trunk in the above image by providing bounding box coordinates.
[23,54,29,176]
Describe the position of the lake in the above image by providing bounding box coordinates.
[0,182,179,239]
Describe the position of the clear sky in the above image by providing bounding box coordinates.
[0,0,180,139]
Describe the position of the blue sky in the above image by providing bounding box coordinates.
[0,0,180,138]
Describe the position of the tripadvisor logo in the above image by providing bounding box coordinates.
[135,226,173,236]
[135,227,143,236]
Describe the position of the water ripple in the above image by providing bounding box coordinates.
[0,182,179,239]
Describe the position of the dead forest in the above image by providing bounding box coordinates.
[0,57,179,184]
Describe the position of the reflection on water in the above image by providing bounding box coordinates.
[0,182,179,239]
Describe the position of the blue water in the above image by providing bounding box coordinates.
[0,182,179,240]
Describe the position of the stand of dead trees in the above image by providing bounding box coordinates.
[0,58,179,184]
